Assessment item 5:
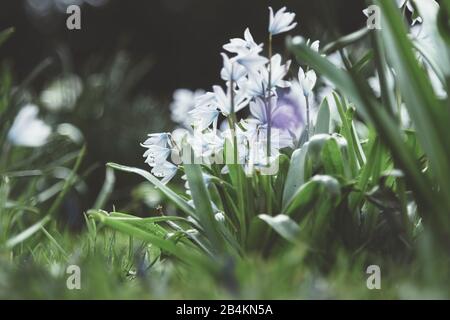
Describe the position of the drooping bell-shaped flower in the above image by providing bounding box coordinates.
[141,132,178,184]
[268,6,297,36]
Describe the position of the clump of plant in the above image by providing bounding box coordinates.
[87,1,449,294]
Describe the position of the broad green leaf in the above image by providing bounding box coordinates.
[377,0,450,212]
[287,35,442,226]
[315,97,331,134]
[283,175,341,216]
[184,163,224,252]
[321,138,346,178]
[258,214,300,243]
[282,146,309,208]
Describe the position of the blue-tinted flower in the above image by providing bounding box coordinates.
[249,93,303,136]
[223,28,262,55]
[170,89,205,127]
[268,7,297,35]
[141,132,178,184]
[220,53,247,83]
[268,54,291,88]
[189,105,220,131]
[212,85,249,115]
[235,47,269,75]
[151,161,178,185]
[298,67,317,97]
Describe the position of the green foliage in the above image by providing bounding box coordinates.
[1,0,450,299]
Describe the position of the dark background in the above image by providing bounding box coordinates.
[1,0,366,97]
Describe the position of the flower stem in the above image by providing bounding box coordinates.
[305,95,310,140]
[229,78,238,165]
[267,33,273,160]
[266,33,273,215]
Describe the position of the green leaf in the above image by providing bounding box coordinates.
[287,33,443,228]
[88,210,200,264]
[258,214,300,243]
[0,27,14,48]
[184,163,224,253]
[283,175,341,217]
[321,138,346,178]
[107,163,196,218]
[377,0,450,214]
[282,146,309,208]
[322,28,369,54]
[315,97,331,134]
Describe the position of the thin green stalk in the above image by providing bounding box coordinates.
[266,33,273,215]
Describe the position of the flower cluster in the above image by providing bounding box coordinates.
[142,7,319,184]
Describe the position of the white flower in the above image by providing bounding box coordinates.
[142,133,170,147]
[195,91,216,109]
[268,54,291,88]
[143,145,171,166]
[239,54,291,98]
[249,96,272,125]
[268,7,297,36]
[220,53,247,83]
[235,47,269,75]
[170,89,204,126]
[223,28,262,55]
[8,104,51,147]
[240,72,266,98]
[141,133,172,165]
[188,129,224,161]
[212,85,249,115]
[298,67,317,97]
[151,161,178,185]
[189,105,220,131]
[141,132,178,184]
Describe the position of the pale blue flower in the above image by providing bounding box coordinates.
[235,47,269,75]
[268,54,291,88]
[142,132,170,147]
[223,28,262,55]
[220,53,247,83]
[151,161,178,185]
[189,105,220,131]
[298,67,317,97]
[212,85,249,115]
[268,7,297,36]
[170,89,205,127]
